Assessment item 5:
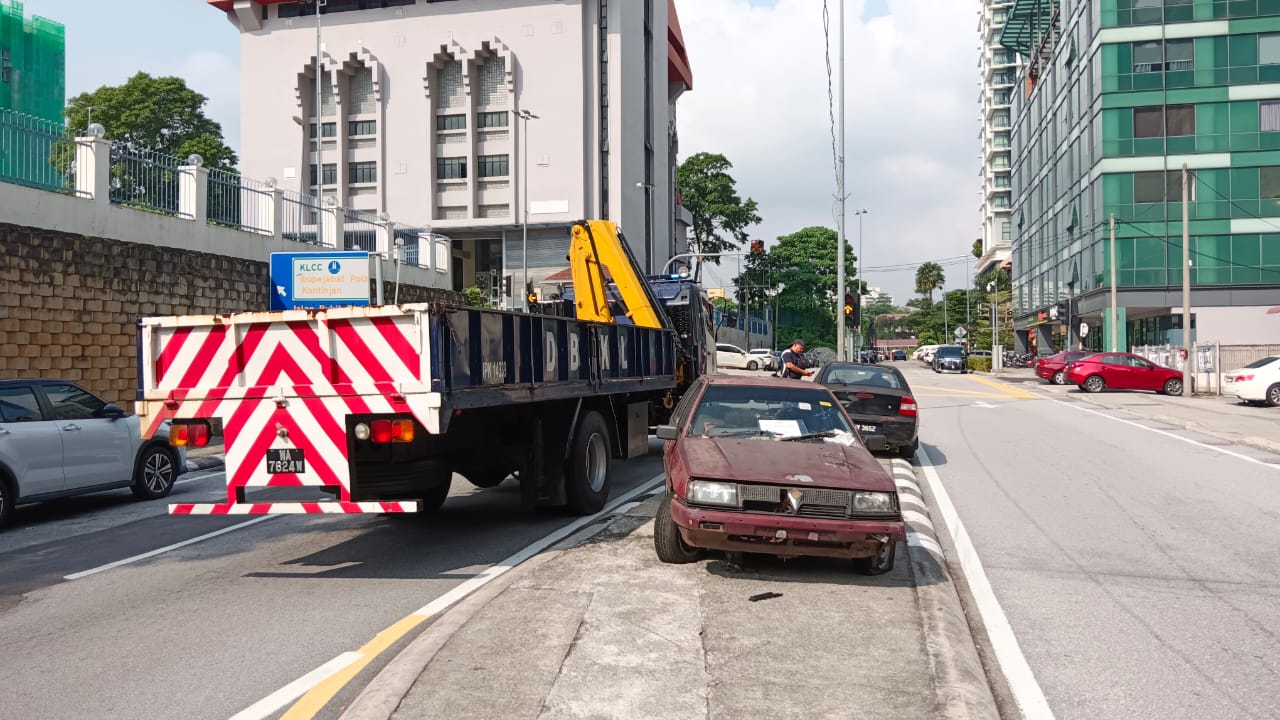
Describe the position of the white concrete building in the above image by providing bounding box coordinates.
[860,286,892,306]
[209,0,694,301]
[977,0,1015,275]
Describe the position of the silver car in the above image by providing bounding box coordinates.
[0,379,186,528]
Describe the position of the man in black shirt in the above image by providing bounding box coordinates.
[778,339,814,380]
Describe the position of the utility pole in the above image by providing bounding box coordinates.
[1181,163,1193,393]
[1109,213,1118,352]
[517,109,539,306]
[855,208,868,357]
[314,0,326,210]
[834,0,848,361]
[939,280,948,341]
[989,281,999,371]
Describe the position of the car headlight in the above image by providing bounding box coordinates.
[853,491,897,512]
[687,480,740,507]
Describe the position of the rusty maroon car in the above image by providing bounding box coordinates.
[653,376,906,574]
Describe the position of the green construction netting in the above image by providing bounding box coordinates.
[999,0,1059,57]
[0,0,66,123]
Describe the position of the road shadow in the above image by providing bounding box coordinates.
[920,443,948,467]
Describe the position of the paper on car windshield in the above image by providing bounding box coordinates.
[758,419,803,437]
[822,430,857,446]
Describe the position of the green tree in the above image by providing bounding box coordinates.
[676,152,761,266]
[972,238,983,258]
[915,261,945,301]
[66,73,237,170]
[752,226,859,349]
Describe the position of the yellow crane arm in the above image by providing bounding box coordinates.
[568,220,664,329]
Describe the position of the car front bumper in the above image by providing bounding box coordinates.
[935,361,965,373]
[670,499,906,559]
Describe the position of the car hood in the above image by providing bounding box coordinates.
[678,437,895,492]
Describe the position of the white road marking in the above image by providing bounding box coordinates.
[232,473,667,720]
[64,516,276,580]
[916,447,1056,720]
[1042,396,1280,471]
[226,652,363,720]
[177,470,225,486]
[973,401,998,408]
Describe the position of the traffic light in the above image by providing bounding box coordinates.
[843,293,856,327]
[750,239,765,255]
[526,283,538,311]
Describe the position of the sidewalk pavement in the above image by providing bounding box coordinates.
[341,459,999,720]
[992,368,1280,456]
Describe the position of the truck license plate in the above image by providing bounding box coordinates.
[266,448,306,474]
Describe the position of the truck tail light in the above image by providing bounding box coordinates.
[365,419,415,444]
[171,421,210,447]
[899,397,917,417]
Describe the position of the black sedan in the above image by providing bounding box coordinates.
[814,363,919,459]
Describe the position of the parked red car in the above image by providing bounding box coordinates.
[1064,352,1184,395]
[654,375,905,574]
[1035,350,1093,385]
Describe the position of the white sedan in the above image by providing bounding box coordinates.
[1223,355,1280,407]
[716,343,761,371]
[748,348,779,371]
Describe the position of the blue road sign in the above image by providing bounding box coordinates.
[269,251,371,310]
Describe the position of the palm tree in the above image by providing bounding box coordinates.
[915,262,945,302]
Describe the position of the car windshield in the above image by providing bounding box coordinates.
[937,346,964,357]
[1243,356,1280,369]
[688,385,854,442]
[821,366,903,389]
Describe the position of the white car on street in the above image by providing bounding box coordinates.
[716,343,761,371]
[748,348,779,371]
[1223,355,1280,407]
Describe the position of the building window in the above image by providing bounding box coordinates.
[993,195,1011,209]
[477,154,509,178]
[1262,101,1280,133]
[993,10,1008,24]
[478,111,509,128]
[349,119,377,136]
[436,114,466,131]
[993,71,1014,85]
[310,122,337,139]
[1133,39,1192,73]
[350,66,376,115]
[437,157,467,180]
[994,89,1011,104]
[993,110,1010,128]
[995,175,1012,188]
[1262,166,1280,199]
[1134,170,1194,203]
[478,57,509,109]
[992,50,1013,65]
[1002,222,1012,245]
[1135,104,1194,137]
[437,60,465,110]
[348,161,377,184]
[310,163,338,186]
[1261,33,1280,65]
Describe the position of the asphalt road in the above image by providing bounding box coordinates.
[893,360,1280,719]
[0,447,665,720]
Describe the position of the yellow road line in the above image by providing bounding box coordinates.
[963,373,1039,399]
[281,613,432,719]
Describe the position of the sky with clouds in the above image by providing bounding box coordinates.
[31,0,980,305]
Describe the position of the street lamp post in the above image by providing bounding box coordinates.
[938,280,948,341]
[854,209,868,358]
[314,0,327,206]
[516,109,539,305]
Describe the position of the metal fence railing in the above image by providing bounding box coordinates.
[343,209,380,252]
[394,227,426,268]
[280,189,324,246]
[207,169,274,235]
[108,144,183,215]
[1132,343,1280,395]
[0,107,75,193]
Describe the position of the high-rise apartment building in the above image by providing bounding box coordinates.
[1004,0,1280,354]
[209,0,693,300]
[978,0,1017,275]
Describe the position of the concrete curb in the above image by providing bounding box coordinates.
[185,454,225,472]
[890,458,1002,720]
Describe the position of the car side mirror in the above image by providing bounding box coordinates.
[101,404,126,420]
[656,425,679,440]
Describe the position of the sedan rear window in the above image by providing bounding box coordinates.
[689,385,852,439]
[1244,356,1280,369]
[822,367,903,389]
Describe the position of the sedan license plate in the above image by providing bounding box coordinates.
[266,448,306,474]
[856,423,882,435]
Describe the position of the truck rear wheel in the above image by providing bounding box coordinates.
[564,411,610,515]
[417,467,452,514]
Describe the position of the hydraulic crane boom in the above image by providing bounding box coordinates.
[568,219,665,329]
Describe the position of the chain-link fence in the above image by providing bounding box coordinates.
[0,108,74,193]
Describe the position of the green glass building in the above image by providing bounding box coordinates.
[0,0,64,122]
[1004,0,1280,354]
